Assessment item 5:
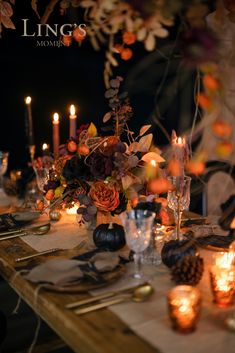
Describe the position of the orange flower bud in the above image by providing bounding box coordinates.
[123,32,136,45]
[197,93,213,110]
[61,35,72,47]
[77,144,90,156]
[114,44,123,54]
[186,160,206,175]
[215,141,233,158]
[203,74,220,91]
[121,48,133,61]
[45,189,55,201]
[67,140,77,153]
[73,27,86,42]
[212,120,232,138]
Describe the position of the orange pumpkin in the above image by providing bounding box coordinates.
[212,120,232,138]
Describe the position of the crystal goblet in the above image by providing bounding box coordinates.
[167,176,191,240]
[122,210,155,279]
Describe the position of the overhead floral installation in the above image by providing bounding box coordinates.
[1,0,214,84]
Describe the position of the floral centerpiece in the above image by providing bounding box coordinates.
[37,76,168,226]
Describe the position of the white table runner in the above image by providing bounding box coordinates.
[22,213,91,252]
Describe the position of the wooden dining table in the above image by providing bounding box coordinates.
[0,209,234,353]
[0,232,159,353]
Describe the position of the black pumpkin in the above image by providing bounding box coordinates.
[93,223,126,251]
[161,239,196,268]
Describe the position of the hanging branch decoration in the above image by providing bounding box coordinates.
[0,0,15,36]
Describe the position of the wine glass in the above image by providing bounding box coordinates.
[167,176,191,241]
[34,168,50,193]
[122,210,155,280]
[0,151,9,192]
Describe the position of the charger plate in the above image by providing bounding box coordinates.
[43,264,126,293]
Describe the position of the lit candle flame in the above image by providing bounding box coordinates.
[150,159,157,167]
[66,202,80,215]
[42,143,49,151]
[70,104,76,116]
[215,252,234,269]
[25,96,32,105]
[53,112,59,123]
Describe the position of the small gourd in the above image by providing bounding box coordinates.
[93,222,126,251]
[161,239,196,268]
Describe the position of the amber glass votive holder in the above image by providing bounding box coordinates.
[210,266,235,307]
[167,285,201,334]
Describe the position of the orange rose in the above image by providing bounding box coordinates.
[89,181,120,212]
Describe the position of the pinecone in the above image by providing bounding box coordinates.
[170,254,204,286]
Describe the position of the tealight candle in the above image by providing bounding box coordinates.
[69,104,77,139]
[210,252,235,307]
[167,285,201,333]
[66,202,80,215]
[53,113,60,158]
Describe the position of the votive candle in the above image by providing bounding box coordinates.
[167,285,201,333]
[210,252,235,307]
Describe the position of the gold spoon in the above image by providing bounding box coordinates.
[0,223,51,241]
[74,283,154,315]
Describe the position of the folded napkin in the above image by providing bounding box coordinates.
[24,252,122,287]
[185,224,234,249]
[0,213,21,231]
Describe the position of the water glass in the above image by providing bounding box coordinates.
[34,168,50,192]
[122,210,155,279]
[142,223,165,266]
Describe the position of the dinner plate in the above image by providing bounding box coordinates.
[43,264,126,293]
[12,211,41,223]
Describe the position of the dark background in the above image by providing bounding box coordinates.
[0,0,196,171]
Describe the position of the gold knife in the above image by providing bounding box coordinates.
[74,296,131,315]
[15,248,60,263]
[0,223,50,237]
[66,283,146,309]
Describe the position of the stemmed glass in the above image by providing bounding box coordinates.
[167,176,191,241]
[34,168,50,193]
[0,151,9,192]
[121,210,155,279]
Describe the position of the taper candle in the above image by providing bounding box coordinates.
[69,104,77,139]
[25,96,34,146]
[53,113,60,158]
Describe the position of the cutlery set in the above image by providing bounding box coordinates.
[65,283,154,315]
